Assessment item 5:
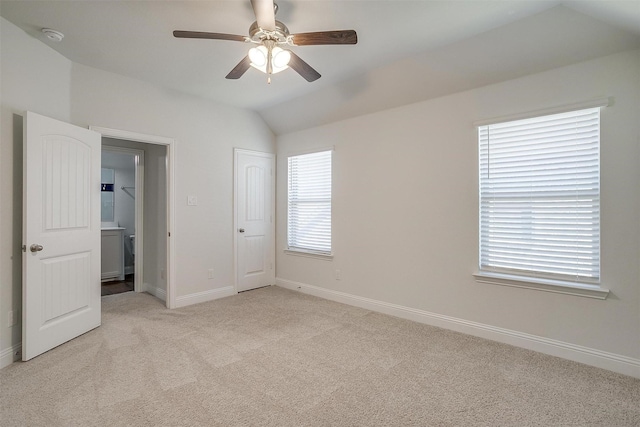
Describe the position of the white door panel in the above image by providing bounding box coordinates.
[23,112,101,361]
[235,150,275,292]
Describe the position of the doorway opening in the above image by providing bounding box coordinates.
[100,147,142,296]
[92,126,176,308]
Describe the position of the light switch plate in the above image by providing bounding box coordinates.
[187,195,198,206]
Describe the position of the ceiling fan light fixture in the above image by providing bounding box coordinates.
[249,44,289,74]
[272,47,291,68]
[248,45,267,67]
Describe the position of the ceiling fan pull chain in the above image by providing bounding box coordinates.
[265,39,274,82]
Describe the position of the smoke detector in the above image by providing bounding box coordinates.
[42,28,64,42]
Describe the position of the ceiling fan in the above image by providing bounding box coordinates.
[173,0,357,83]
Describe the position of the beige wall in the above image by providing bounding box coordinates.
[67,62,277,298]
[276,50,640,371]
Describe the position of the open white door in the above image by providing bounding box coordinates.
[22,112,102,361]
[235,149,275,292]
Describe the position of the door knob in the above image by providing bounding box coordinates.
[30,244,44,253]
[238,228,245,233]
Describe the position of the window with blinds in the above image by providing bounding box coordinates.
[478,107,600,283]
[287,150,332,255]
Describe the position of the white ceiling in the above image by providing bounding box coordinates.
[2,1,639,134]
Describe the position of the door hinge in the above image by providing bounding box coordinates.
[21,245,26,253]
[168,232,171,237]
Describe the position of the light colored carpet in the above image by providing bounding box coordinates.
[1,286,638,426]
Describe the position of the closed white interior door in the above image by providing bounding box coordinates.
[235,149,275,292]
[23,112,102,361]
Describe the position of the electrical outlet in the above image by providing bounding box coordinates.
[335,269,341,280]
[208,269,214,279]
[187,195,198,206]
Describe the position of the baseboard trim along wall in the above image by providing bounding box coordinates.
[174,286,236,308]
[142,283,167,302]
[276,278,640,379]
[0,343,22,369]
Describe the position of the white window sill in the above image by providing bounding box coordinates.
[473,272,609,300]
[284,249,333,261]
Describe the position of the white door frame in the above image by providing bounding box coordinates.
[101,145,145,293]
[233,148,276,293]
[90,126,176,309]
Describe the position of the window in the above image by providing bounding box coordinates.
[478,107,600,285]
[287,150,332,256]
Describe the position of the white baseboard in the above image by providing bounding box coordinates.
[0,343,22,369]
[276,278,640,379]
[142,283,167,302]
[174,286,236,308]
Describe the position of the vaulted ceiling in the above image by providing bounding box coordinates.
[2,1,639,134]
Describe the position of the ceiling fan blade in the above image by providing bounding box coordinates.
[288,51,321,82]
[226,56,252,80]
[250,0,276,31]
[291,30,357,46]
[173,30,246,42]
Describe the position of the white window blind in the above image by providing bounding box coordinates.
[479,107,600,283]
[288,150,332,254]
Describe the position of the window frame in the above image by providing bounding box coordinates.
[286,148,333,260]
[473,99,610,299]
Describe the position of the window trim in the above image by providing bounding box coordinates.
[286,147,333,257]
[473,97,611,127]
[284,249,334,260]
[475,99,611,299]
[473,271,609,299]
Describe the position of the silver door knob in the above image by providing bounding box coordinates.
[238,228,245,233]
[30,244,44,253]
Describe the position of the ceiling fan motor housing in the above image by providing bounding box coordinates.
[249,20,290,43]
